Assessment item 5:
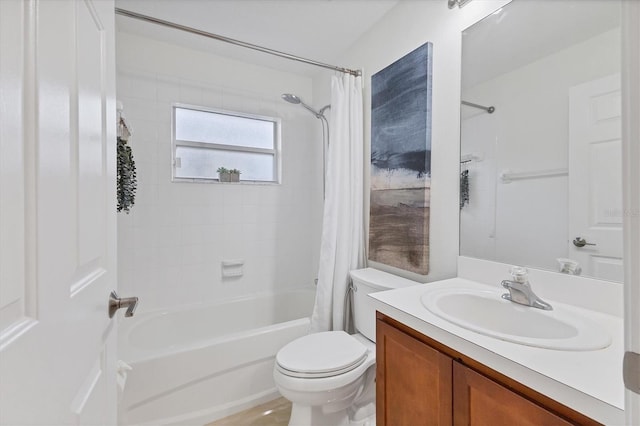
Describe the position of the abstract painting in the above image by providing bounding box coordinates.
[369,42,433,275]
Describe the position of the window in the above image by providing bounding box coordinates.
[172,104,280,183]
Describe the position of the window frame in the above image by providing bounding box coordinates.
[171,103,282,184]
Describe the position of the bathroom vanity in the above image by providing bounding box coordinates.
[376,314,598,425]
[370,258,625,425]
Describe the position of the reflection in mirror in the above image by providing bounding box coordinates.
[459,0,622,282]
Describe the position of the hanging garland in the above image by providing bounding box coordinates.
[117,136,137,213]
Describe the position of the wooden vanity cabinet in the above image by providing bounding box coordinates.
[452,362,572,425]
[376,314,600,426]
[376,318,452,425]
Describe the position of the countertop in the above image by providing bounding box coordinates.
[369,277,625,425]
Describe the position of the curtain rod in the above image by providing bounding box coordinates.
[115,8,361,77]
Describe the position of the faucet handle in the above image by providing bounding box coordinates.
[509,266,529,283]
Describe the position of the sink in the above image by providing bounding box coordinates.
[420,288,611,351]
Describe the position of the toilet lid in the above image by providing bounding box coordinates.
[276,331,368,378]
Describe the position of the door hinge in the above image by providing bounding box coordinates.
[623,351,640,394]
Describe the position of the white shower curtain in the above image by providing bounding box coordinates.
[310,74,365,333]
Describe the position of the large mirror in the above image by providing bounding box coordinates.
[459,0,622,282]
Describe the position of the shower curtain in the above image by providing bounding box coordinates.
[310,74,365,333]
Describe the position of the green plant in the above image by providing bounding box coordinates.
[117,137,137,213]
[217,167,241,182]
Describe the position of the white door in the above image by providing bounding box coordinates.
[568,74,623,282]
[0,0,118,424]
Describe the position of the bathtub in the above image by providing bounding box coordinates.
[118,288,316,425]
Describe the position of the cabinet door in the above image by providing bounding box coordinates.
[453,362,573,426]
[377,319,453,426]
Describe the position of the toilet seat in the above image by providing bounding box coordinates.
[276,331,368,379]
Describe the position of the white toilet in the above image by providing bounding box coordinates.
[273,268,416,426]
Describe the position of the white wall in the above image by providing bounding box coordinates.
[313,0,511,282]
[116,32,323,312]
[461,28,620,272]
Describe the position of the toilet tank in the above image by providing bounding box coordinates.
[349,268,419,342]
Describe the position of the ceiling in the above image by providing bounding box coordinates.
[115,0,400,77]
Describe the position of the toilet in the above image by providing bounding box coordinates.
[273,268,416,426]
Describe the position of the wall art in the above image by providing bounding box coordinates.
[369,42,433,275]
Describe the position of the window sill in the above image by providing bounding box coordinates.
[171,177,281,186]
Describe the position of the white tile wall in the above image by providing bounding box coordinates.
[116,32,322,312]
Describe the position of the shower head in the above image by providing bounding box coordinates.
[281,92,325,119]
[281,93,301,104]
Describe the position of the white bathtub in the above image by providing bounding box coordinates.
[118,288,316,425]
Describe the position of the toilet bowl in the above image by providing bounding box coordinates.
[273,268,417,426]
[274,332,376,425]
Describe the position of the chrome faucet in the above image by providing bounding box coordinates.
[501,267,552,311]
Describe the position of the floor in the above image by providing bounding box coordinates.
[207,397,292,426]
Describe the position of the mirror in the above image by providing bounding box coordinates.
[459,0,622,282]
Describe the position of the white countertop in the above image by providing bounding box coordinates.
[369,277,625,425]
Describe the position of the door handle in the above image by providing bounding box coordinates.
[573,237,596,248]
[109,291,139,318]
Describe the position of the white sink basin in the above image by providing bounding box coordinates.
[420,288,611,351]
